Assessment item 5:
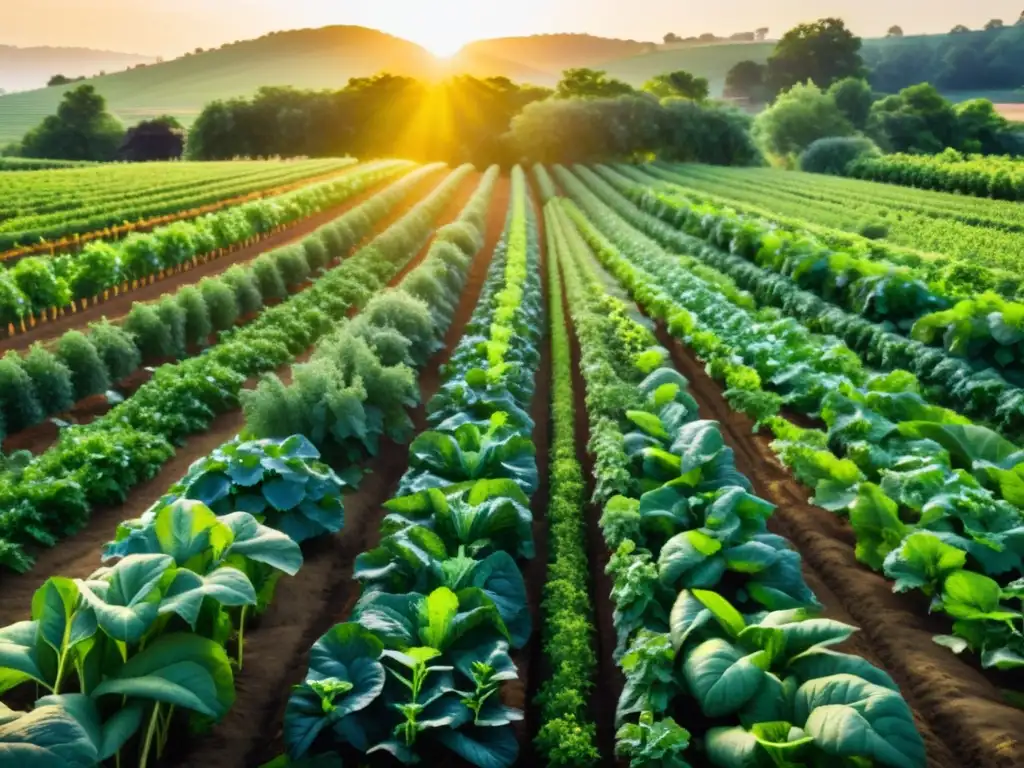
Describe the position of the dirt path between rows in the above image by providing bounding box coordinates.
[515,195,553,768]
[0,165,398,354]
[656,326,1024,768]
[0,170,453,619]
[168,173,511,768]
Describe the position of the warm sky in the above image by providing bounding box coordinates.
[5,0,1023,57]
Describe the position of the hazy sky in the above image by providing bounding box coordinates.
[5,0,1023,56]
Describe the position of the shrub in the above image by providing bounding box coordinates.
[124,302,173,360]
[175,285,212,347]
[0,352,44,437]
[301,236,329,272]
[0,272,30,326]
[319,224,344,255]
[11,257,71,314]
[156,295,188,358]
[67,242,121,299]
[199,277,239,331]
[88,319,141,381]
[754,82,854,161]
[275,245,311,288]
[56,330,110,400]
[252,254,287,301]
[351,290,438,367]
[799,135,881,175]
[19,344,75,415]
[222,265,263,316]
[435,221,481,255]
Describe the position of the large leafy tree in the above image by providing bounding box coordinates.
[754,81,854,160]
[642,70,709,101]
[20,84,124,161]
[724,60,769,102]
[827,77,874,129]
[555,68,635,99]
[766,18,865,94]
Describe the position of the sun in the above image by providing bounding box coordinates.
[417,29,470,59]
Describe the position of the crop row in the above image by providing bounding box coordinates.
[537,166,928,768]
[0,157,96,171]
[0,159,409,326]
[845,151,1024,201]
[533,190,600,766]
[605,165,1024,384]
[587,164,1024,443]
[0,163,467,574]
[556,165,1024,684]
[0,161,419,446]
[645,162,1024,280]
[0,158,355,253]
[282,166,545,767]
[0,166,500,766]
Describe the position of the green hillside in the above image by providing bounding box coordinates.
[600,41,774,94]
[0,26,437,145]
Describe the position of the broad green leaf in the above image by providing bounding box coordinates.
[92,632,235,718]
[627,410,669,440]
[153,500,232,565]
[220,512,303,575]
[263,478,307,512]
[418,587,459,649]
[692,589,746,638]
[671,420,725,475]
[77,554,174,643]
[849,484,907,570]
[0,621,47,693]
[897,422,1023,471]
[34,694,143,761]
[0,700,101,767]
[669,589,713,651]
[704,725,761,768]
[436,722,519,768]
[795,674,926,768]
[160,567,257,628]
[883,532,966,595]
[941,570,1021,621]
[659,530,723,587]
[683,638,768,717]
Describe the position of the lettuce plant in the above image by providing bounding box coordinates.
[148,435,350,544]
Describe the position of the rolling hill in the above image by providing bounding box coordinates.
[0,45,154,94]
[2,25,1021,146]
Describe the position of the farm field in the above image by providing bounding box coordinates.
[639,161,1024,282]
[0,158,358,255]
[2,160,1024,768]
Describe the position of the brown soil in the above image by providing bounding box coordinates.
[168,172,513,768]
[655,325,1024,768]
[0,169,452,619]
[0,170,399,355]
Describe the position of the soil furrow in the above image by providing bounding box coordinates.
[177,173,510,768]
[656,325,1024,768]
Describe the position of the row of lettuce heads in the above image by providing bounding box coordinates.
[0,158,378,323]
[281,166,546,767]
[0,160,413,444]
[0,162,460,573]
[1,158,355,254]
[537,165,929,768]
[557,165,1024,689]
[617,163,1024,392]
[0,165,501,766]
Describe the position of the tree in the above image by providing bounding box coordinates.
[724,60,769,102]
[47,74,75,87]
[766,18,865,93]
[754,81,854,160]
[698,33,718,42]
[555,68,635,99]
[643,70,709,101]
[1018,10,1024,26]
[755,27,770,41]
[663,33,682,44]
[985,19,1005,30]
[118,115,186,161]
[950,24,971,34]
[867,83,959,153]
[828,77,873,129]
[20,85,124,161]
[887,25,904,37]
